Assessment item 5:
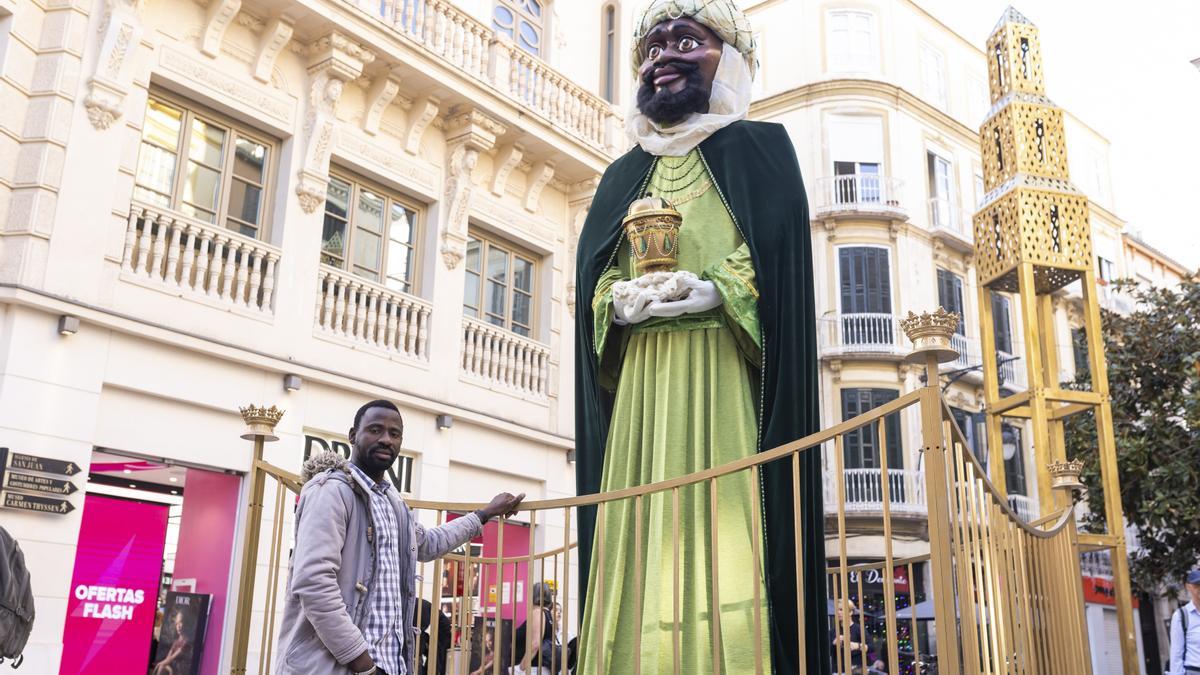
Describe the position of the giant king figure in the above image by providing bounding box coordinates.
[573,1,828,673]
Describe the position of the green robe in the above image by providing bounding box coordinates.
[578,150,771,673]
[574,120,829,675]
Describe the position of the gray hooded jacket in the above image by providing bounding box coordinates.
[274,453,482,674]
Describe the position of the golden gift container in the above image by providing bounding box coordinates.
[622,197,682,275]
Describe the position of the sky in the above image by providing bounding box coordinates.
[914,0,1200,270]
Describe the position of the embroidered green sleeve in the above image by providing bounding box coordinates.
[703,243,762,362]
[592,266,626,358]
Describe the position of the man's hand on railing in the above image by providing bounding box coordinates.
[475,492,526,523]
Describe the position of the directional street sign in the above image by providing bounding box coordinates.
[0,447,81,514]
[2,490,75,514]
[3,470,79,495]
[1,448,82,476]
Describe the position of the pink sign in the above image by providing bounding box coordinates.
[60,494,169,675]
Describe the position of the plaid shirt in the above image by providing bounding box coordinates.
[348,462,406,675]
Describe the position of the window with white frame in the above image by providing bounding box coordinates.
[320,173,421,294]
[828,115,885,204]
[827,10,877,73]
[463,233,537,337]
[1097,255,1117,283]
[926,150,955,229]
[919,43,947,110]
[600,3,618,103]
[493,0,544,56]
[134,95,274,239]
[974,172,986,209]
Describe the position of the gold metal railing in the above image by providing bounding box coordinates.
[229,312,1095,675]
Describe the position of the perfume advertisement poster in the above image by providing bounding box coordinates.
[151,592,211,675]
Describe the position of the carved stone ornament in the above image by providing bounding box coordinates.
[524,160,556,213]
[85,0,144,130]
[253,16,294,83]
[440,144,480,269]
[564,189,595,318]
[201,0,241,57]
[491,144,523,196]
[405,96,441,155]
[362,71,401,136]
[294,33,374,213]
[438,108,504,269]
[561,176,601,316]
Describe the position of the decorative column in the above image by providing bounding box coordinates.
[84,0,145,130]
[438,108,504,269]
[294,33,374,214]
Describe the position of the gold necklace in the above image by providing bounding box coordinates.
[659,179,712,205]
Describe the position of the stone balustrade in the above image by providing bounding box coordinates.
[502,45,613,150]
[121,202,280,314]
[359,0,618,153]
[461,317,550,398]
[315,265,432,361]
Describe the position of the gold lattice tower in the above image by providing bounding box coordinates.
[973,7,1138,673]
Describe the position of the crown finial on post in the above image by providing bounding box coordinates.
[239,404,284,442]
[1048,458,1086,492]
[901,307,961,365]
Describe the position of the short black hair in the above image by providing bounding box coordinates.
[353,399,402,431]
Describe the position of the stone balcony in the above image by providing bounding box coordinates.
[825,467,928,517]
[929,198,975,253]
[818,312,907,360]
[812,174,907,221]
[298,0,624,179]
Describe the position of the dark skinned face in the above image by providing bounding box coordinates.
[348,406,403,480]
[636,17,724,125]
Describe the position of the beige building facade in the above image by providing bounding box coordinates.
[0,0,624,671]
[3,0,1193,672]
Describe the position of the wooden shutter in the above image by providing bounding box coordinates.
[839,247,892,314]
[937,269,966,335]
[992,292,1013,353]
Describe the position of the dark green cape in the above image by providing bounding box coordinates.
[574,120,829,674]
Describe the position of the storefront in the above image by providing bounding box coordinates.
[828,559,930,675]
[58,449,241,675]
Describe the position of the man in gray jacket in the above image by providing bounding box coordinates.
[275,399,524,675]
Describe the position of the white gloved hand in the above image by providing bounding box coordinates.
[646,278,722,318]
[611,280,654,325]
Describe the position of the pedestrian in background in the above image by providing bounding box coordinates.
[1168,569,1200,675]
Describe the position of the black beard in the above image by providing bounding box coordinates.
[636,62,710,125]
[353,443,396,476]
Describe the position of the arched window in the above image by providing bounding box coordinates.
[600,3,619,103]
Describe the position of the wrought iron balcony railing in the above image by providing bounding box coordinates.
[812,174,905,217]
[998,349,1027,390]
[1007,493,1035,521]
[825,468,928,516]
[819,312,905,357]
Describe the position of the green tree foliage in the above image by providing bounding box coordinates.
[1065,278,1200,592]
